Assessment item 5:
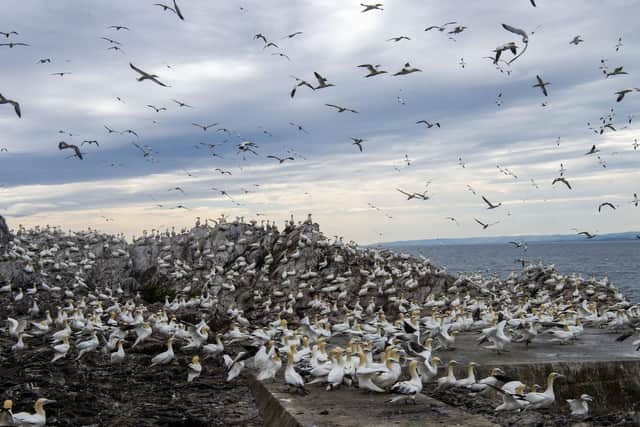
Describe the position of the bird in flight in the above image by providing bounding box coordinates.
[325,104,358,113]
[283,31,303,39]
[632,193,638,207]
[606,66,627,78]
[387,36,410,42]
[360,3,383,12]
[215,168,232,175]
[58,142,83,159]
[482,196,502,209]
[533,75,550,96]
[104,125,118,134]
[172,99,193,108]
[570,35,583,45]
[502,23,529,44]
[577,231,596,239]
[50,72,72,77]
[393,62,422,76]
[122,129,139,138]
[168,187,185,194]
[416,120,440,128]
[350,138,365,152]
[397,188,428,200]
[598,202,616,212]
[0,31,18,37]
[154,0,185,20]
[314,72,335,89]
[552,177,572,189]
[357,64,387,77]
[192,122,218,131]
[81,140,99,147]
[289,76,316,98]
[445,217,459,226]
[267,155,295,164]
[0,42,29,48]
[475,218,498,229]
[146,105,166,112]
[108,25,130,31]
[425,22,457,32]
[615,88,639,102]
[585,144,599,155]
[100,37,122,45]
[0,93,21,118]
[129,63,169,87]
[36,58,51,64]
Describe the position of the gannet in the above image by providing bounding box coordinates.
[151,336,175,366]
[187,355,202,382]
[435,360,458,391]
[373,349,401,389]
[494,384,530,411]
[12,398,55,427]
[203,334,224,359]
[355,351,387,392]
[567,393,592,415]
[468,367,506,393]
[0,400,13,427]
[454,362,477,387]
[522,372,563,409]
[284,350,307,393]
[256,353,282,381]
[51,335,70,362]
[387,360,422,404]
[110,340,125,364]
[76,332,99,359]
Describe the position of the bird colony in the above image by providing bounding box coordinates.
[1,214,639,426]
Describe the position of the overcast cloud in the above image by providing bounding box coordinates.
[0,0,639,243]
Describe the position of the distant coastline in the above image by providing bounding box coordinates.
[377,232,640,247]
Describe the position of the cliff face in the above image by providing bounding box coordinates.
[0,215,11,247]
[0,218,628,322]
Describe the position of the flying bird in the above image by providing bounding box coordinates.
[129,63,169,87]
[606,66,627,78]
[425,22,457,32]
[154,0,184,20]
[615,88,639,102]
[81,140,99,147]
[585,144,599,155]
[416,120,440,128]
[387,36,410,42]
[104,125,118,134]
[482,196,502,209]
[172,99,192,108]
[283,31,303,39]
[0,31,18,37]
[598,202,616,212]
[357,64,387,77]
[122,129,139,138]
[168,187,185,194]
[577,231,596,239]
[325,104,358,113]
[36,58,51,64]
[570,35,583,45]
[360,3,383,12]
[501,23,528,44]
[108,25,130,31]
[100,37,122,45]
[533,75,550,96]
[313,72,334,89]
[58,142,83,159]
[393,62,422,76]
[267,155,295,164]
[350,138,365,152]
[215,168,232,175]
[0,93,21,118]
[632,193,639,207]
[475,218,498,230]
[146,105,166,112]
[552,177,572,189]
[289,122,309,134]
[50,72,72,77]
[0,42,29,48]
[192,122,218,131]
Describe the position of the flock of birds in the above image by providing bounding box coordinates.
[0,214,639,425]
[0,1,638,240]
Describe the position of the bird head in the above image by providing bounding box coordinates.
[192,355,200,364]
[3,400,12,410]
[431,356,441,366]
[581,394,593,402]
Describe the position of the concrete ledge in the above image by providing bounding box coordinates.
[249,376,498,427]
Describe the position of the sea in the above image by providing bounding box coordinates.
[385,241,640,303]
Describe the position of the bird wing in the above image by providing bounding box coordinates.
[173,0,185,19]
[481,196,493,207]
[475,218,486,227]
[501,23,528,43]
[129,62,146,76]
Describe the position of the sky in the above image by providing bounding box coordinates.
[0,0,639,244]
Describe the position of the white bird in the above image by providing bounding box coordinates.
[150,336,175,366]
[435,360,458,391]
[12,398,55,427]
[354,351,387,392]
[522,372,564,409]
[203,334,224,359]
[494,384,530,411]
[284,350,306,393]
[51,335,70,362]
[76,332,99,360]
[223,354,245,381]
[566,394,592,416]
[387,360,422,403]
[256,353,282,381]
[187,355,202,382]
[110,340,125,364]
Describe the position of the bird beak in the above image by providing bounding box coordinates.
[44,399,57,404]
